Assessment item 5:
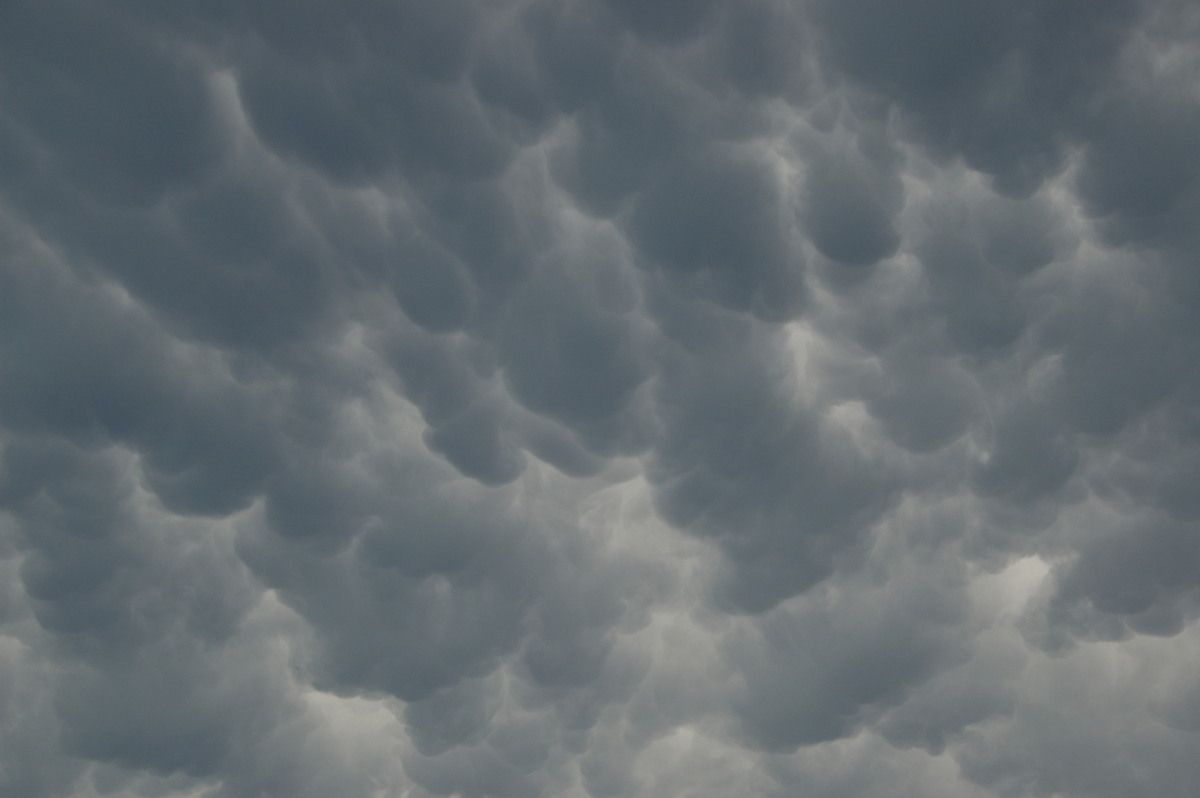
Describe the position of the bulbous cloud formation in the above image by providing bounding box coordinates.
[2,0,1199,796]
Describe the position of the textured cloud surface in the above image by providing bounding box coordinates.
[2,1,1200,796]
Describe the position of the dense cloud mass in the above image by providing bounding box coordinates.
[2,1,1199,796]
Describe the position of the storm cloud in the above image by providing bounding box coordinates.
[2,1,1199,796]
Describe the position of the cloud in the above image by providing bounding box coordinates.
[2,1,1199,796]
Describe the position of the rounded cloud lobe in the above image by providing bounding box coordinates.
[2,1,1200,797]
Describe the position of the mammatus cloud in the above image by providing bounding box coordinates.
[2,1,1199,796]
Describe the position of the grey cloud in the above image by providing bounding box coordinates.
[628,146,806,320]
[551,40,767,217]
[0,237,277,516]
[713,0,811,99]
[525,0,624,112]
[1024,513,1200,651]
[602,0,717,44]
[0,0,223,206]
[384,332,524,483]
[971,398,1079,504]
[916,222,1028,353]
[646,309,898,612]
[237,46,513,184]
[497,232,647,426]
[865,350,978,454]
[1076,66,1200,254]
[237,474,543,701]
[812,0,1140,195]
[875,634,1023,756]
[0,435,320,797]
[728,555,970,750]
[3,1,1200,796]
[953,642,1200,798]
[798,122,905,271]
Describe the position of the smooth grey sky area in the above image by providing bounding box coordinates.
[1,1,1199,796]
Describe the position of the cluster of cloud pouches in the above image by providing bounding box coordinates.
[2,1,1200,796]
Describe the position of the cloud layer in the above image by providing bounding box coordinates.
[2,1,1199,796]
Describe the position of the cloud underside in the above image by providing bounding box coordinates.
[2,1,1199,796]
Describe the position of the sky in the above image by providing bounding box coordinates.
[1,1,1199,796]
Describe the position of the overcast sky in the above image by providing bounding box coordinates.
[2,1,1200,797]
